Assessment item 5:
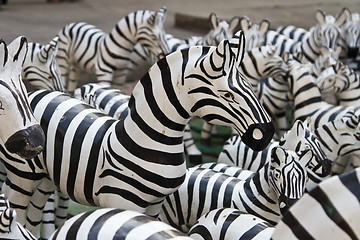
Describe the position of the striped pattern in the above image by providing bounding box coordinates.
[159,146,314,231]
[49,208,192,240]
[273,167,360,239]
[189,208,275,240]
[218,119,331,190]
[7,31,274,236]
[56,8,170,94]
[0,194,36,240]
[22,37,65,92]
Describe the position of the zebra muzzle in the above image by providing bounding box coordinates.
[4,124,45,159]
[347,47,359,59]
[279,196,297,215]
[240,120,275,151]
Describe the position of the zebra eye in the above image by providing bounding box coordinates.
[48,76,53,80]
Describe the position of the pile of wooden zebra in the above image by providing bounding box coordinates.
[0,5,359,240]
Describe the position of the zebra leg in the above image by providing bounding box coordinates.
[1,176,42,226]
[26,179,57,239]
[184,123,202,165]
[66,64,79,95]
[0,162,6,187]
[54,191,69,228]
[41,194,56,240]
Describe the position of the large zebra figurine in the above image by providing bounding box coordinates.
[0,194,36,240]
[7,31,275,237]
[159,146,314,232]
[189,165,360,240]
[22,37,65,92]
[0,36,45,160]
[123,12,241,84]
[56,8,170,94]
[49,208,193,240]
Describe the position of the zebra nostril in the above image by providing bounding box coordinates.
[253,128,263,140]
[241,121,275,151]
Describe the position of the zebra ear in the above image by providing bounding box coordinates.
[229,30,246,66]
[0,39,8,68]
[315,9,327,26]
[228,16,241,33]
[209,12,219,29]
[259,19,270,35]
[152,7,167,26]
[38,42,54,63]
[335,7,350,26]
[281,51,290,63]
[7,36,28,68]
[268,45,278,56]
[298,148,314,167]
[334,46,342,57]
[271,146,285,166]
[239,16,250,31]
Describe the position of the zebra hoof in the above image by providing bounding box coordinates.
[189,155,202,165]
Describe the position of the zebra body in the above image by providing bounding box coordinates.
[56,8,170,94]
[188,208,275,240]
[159,146,314,231]
[6,32,274,234]
[22,38,65,92]
[49,208,192,240]
[0,194,36,240]
[0,36,45,159]
[188,167,360,240]
[124,13,240,84]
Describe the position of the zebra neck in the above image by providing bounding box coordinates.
[301,29,321,63]
[314,127,340,161]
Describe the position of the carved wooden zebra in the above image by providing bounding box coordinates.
[0,36,45,160]
[123,12,241,84]
[159,146,314,232]
[4,31,275,238]
[337,8,360,59]
[56,8,170,94]
[22,37,65,92]
[0,194,36,240]
[239,15,270,51]
[48,208,193,240]
[266,9,347,63]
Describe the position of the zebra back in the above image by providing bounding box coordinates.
[0,194,36,240]
[159,146,314,231]
[22,37,65,92]
[239,15,270,51]
[49,208,192,240]
[188,208,275,240]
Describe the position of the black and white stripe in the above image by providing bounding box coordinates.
[56,8,170,94]
[159,146,314,232]
[2,32,275,237]
[48,208,192,240]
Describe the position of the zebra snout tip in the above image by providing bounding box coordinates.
[4,124,45,159]
[279,198,297,215]
[347,47,359,59]
[240,121,275,152]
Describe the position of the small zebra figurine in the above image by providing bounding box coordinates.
[49,208,193,240]
[0,36,45,159]
[6,31,275,238]
[56,8,170,94]
[159,146,315,232]
[0,194,36,240]
[239,15,270,51]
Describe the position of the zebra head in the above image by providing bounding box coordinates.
[340,8,360,58]
[239,16,270,51]
[279,119,332,186]
[245,45,288,79]
[312,46,341,78]
[313,9,347,50]
[269,146,314,215]
[315,60,353,94]
[203,13,241,46]
[0,37,45,159]
[22,36,65,92]
[184,30,275,151]
[0,194,36,239]
[137,7,171,60]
